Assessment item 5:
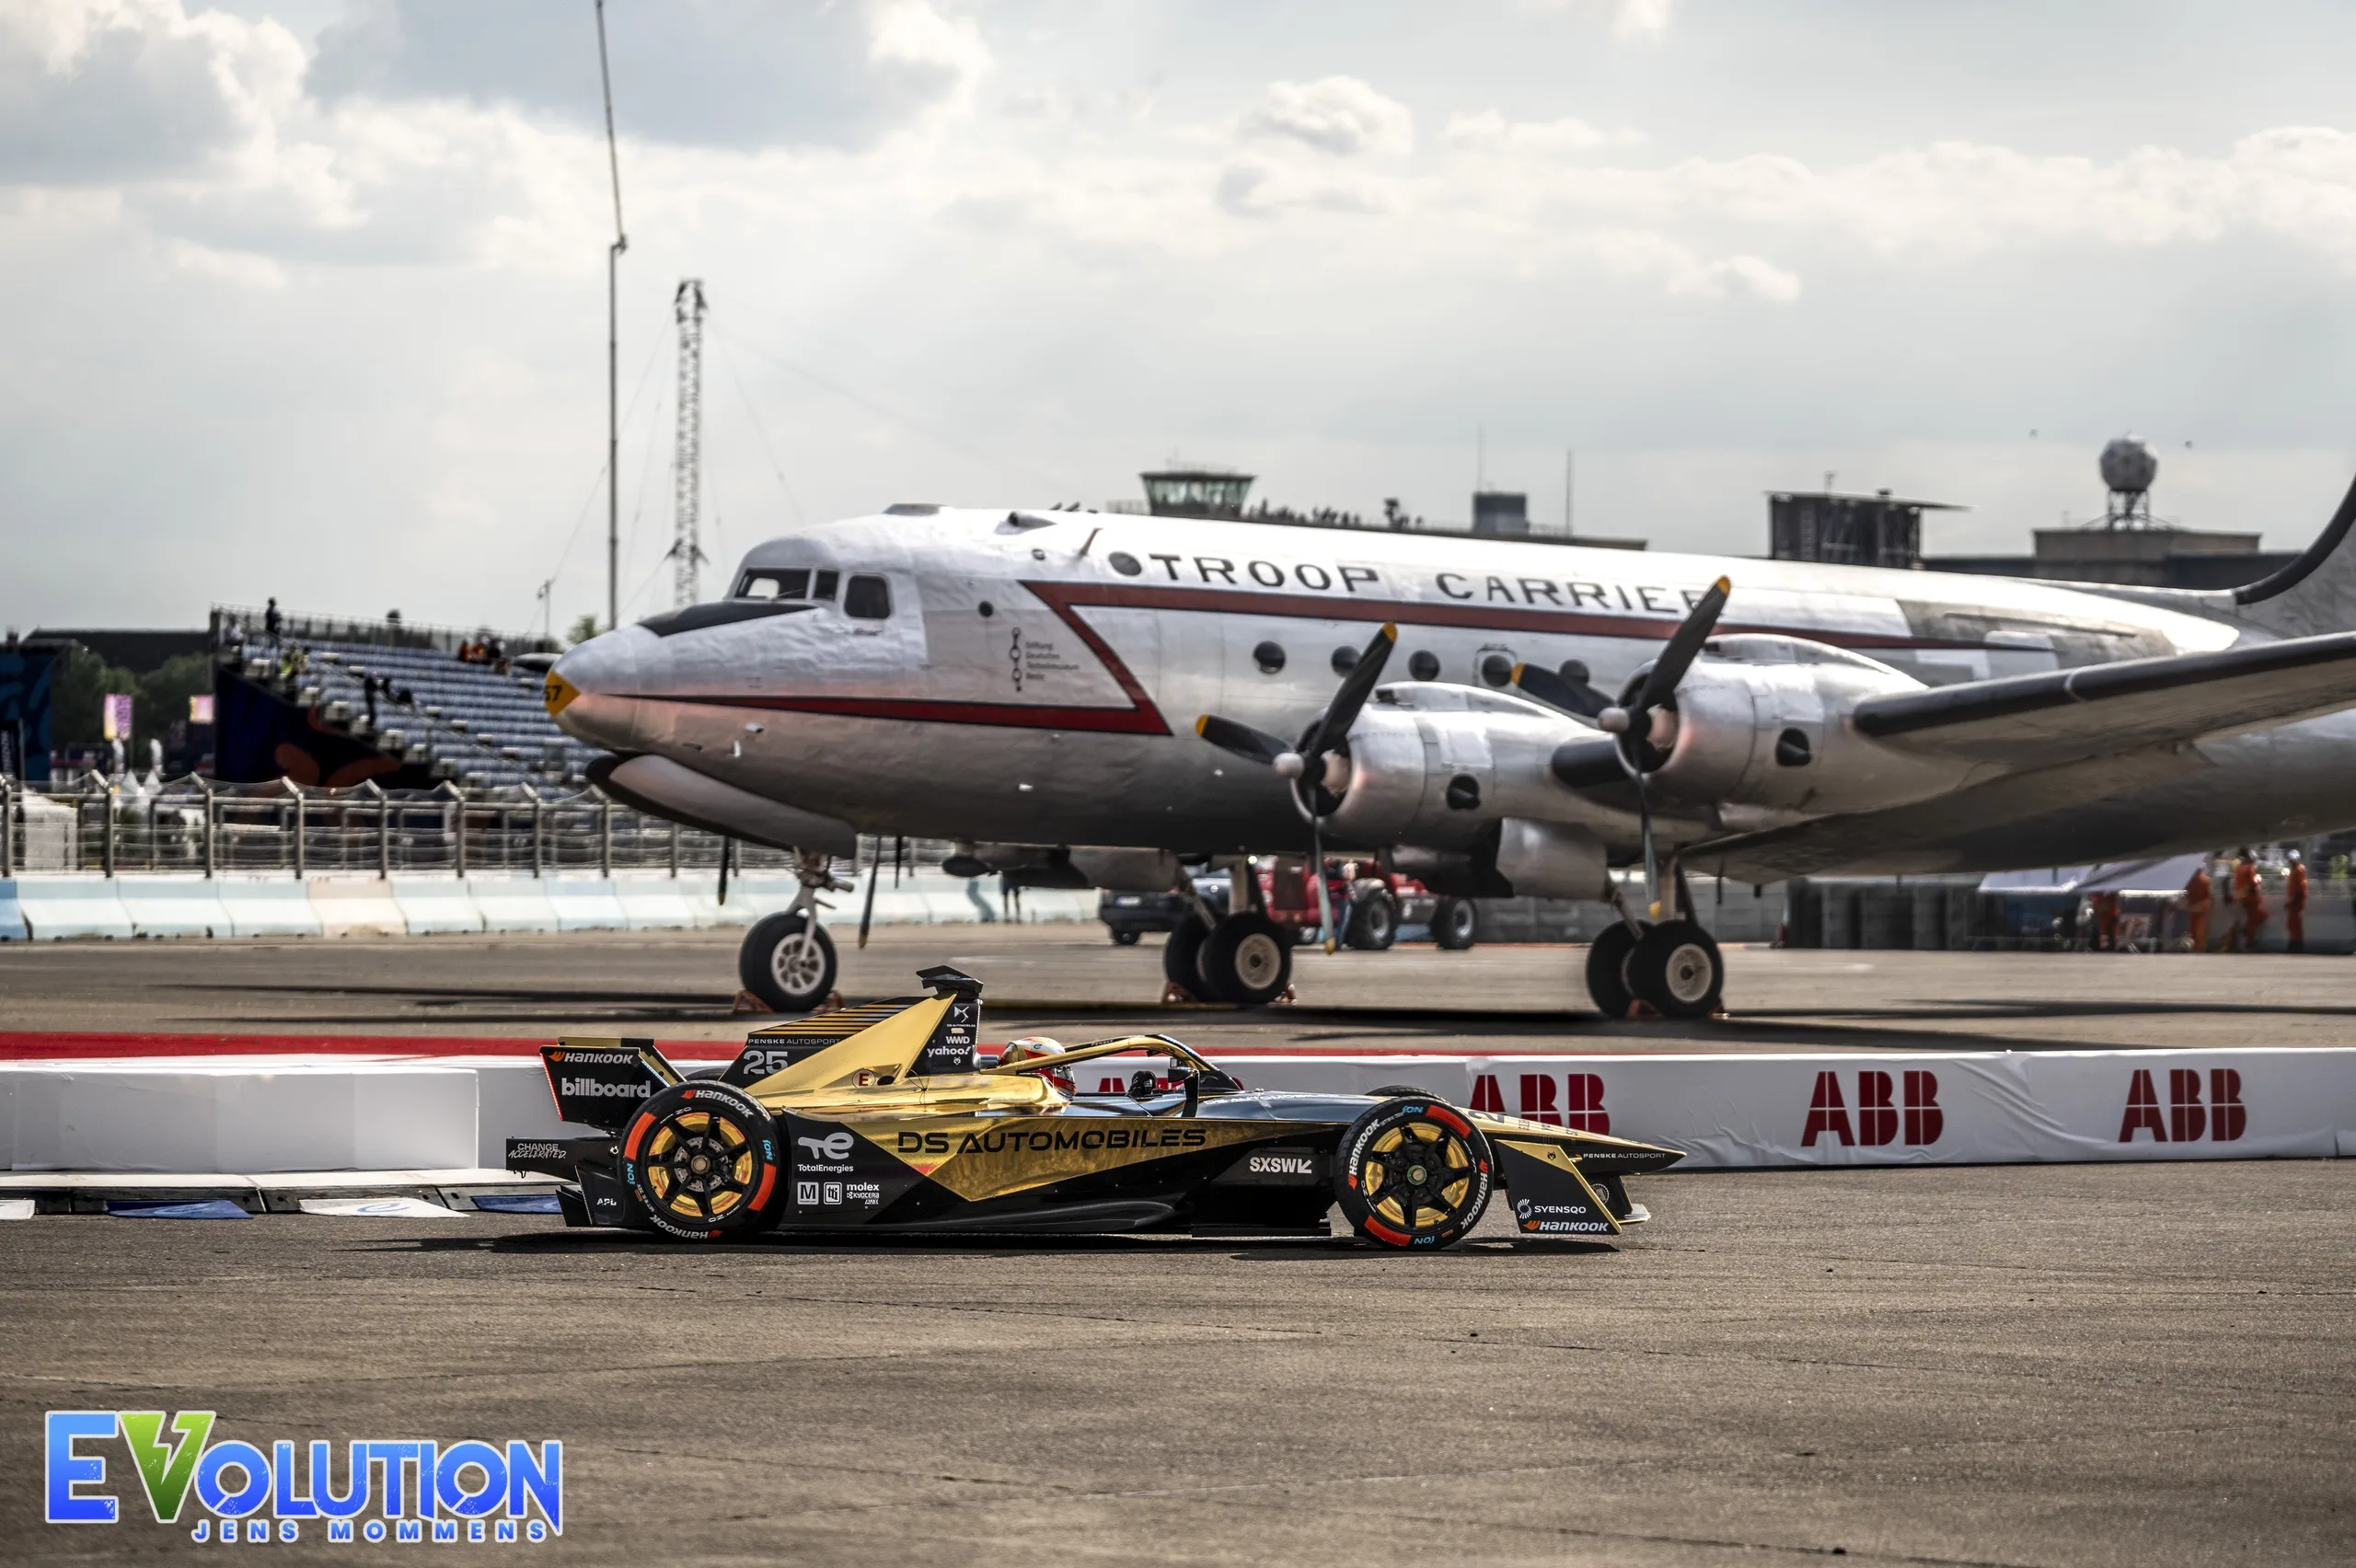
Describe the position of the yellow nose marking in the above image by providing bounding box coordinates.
[543,670,581,716]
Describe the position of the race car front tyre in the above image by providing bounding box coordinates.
[1626,918,1723,1019]
[1584,922,1640,1019]
[621,1081,782,1240]
[1344,893,1398,951]
[738,913,837,1013]
[1334,1096,1493,1250]
[1432,896,1478,950]
[1164,914,1213,1000]
[1197,912,1293,1005]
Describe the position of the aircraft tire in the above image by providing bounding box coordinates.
[1344,893,1398,951]
[1431,896,1478,950]
[1164,914,1214,1000]
[738,913,837,1014]
[1585,922,1641,1019]
[621,1081,783,1241]
[1626,918,1724,1019]
[1334,1095,1493,1250]
[1198,912,1293,1005]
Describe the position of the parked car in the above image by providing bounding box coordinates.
[1099,875,1231,944]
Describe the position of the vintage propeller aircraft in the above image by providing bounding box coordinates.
[545,471,2356,1018]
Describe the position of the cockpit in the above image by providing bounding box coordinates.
[733,567,893,620]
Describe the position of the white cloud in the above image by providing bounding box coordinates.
[1444,110,1641,156]
[1518,0,1675,40]
[1243,76,1414,158]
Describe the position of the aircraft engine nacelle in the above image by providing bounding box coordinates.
[1641,640,1955,816]
[1318,684,1618,852]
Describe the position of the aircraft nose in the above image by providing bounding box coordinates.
[545,628,651,751]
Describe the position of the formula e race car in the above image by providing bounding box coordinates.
[505,967,1682,1249]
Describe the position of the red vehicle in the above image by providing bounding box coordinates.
[1257,858,1479,951]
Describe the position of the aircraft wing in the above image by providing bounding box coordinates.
[1850,629,2356,767]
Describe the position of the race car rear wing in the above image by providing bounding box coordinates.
[538,1039,682,1131]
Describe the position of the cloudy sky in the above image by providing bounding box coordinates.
[6,0,2356,635]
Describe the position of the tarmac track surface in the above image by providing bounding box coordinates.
[9,924,2356,1054]
[2,1161,2350,1566]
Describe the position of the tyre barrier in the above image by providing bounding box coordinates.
[2,1045,2348,1180]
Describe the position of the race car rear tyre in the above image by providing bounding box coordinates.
[1626,918,1723,1019]
[1585,922,1640,1019]
[739,913,837,1013]
[622,1081,782,1241]
[1197,913,1293,1005]
[1334,1096,1493,1250]
[1344,893,1398,951]
[1432,896,1478,951]
[1164,914,1213,1000]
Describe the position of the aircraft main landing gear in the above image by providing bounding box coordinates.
[1583,875,1724,1020]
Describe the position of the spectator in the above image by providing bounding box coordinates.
[263,598,282,641]
[363,674,378,726]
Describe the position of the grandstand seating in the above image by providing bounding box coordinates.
[230,633,596,790]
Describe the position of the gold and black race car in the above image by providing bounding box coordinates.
[506,966,1682,1249]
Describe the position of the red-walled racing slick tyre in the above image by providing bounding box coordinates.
[1334,1096,1494,1249]
[622,1081,782,1240]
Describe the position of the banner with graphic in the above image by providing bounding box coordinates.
[1230,1049,2356,1169]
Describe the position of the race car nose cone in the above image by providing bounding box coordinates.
[549,628,651,751]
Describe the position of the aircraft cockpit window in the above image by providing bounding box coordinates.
[737,569,809,600]
[844,574,892,620]
[813,570,839,601]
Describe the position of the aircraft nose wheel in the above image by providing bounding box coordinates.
[739,912,838,1013]
[622,1082,781,1240]
[1627,918,1724,1019]
[1334,1097,1493,1249]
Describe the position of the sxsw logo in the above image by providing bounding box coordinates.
[2119,1067,2245,1144]
[1803,1070,1942,1148]
[1468,1073,1610,1134]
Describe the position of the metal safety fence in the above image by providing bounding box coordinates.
[0,773,952,882]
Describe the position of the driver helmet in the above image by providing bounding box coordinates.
[998,1036,1074,1092]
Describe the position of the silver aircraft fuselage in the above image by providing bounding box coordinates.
[549,507,2356,870]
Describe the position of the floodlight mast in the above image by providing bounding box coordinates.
[596,0,627,635]
[672,280,707,607]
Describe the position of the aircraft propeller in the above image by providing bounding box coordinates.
[1194,622,1399,953]
[1512,576,1731,919]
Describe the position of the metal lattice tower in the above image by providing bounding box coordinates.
[671,279,708,606]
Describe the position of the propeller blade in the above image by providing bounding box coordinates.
[1634,576,1731,713]
[857,837,881,950]
[1195,714,1294,766]
[1510,662,1604,718]
[1301,622,1397,762]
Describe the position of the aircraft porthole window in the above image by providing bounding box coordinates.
[1775,728,1812,767]
[1408,650,1440,681]
[1558,659,1589,684]
[1253,640,1287,674]
[1331,645,1359,675]
[1108,551,1143,577]
[1480,653,1513,687]
[845,575,893,620]
[977,601,995,618]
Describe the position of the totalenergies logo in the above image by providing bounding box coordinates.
[45,1412,561,1543]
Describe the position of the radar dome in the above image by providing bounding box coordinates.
[2099,436,2157,496]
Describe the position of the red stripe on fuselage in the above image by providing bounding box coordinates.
[639,576,1976,733]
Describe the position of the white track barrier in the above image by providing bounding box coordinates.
[115,876,234,938]
[306,878,407,937]
[392,879,484,935]
[217,879,323,937]
[11,877,133,940]
[466,877,559,933]
[4,1047,2349,1177]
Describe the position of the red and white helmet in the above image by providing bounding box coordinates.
[998,1036,1074,1091]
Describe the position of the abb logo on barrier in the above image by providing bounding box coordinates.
[2119,1067,2245,1143]
[1802,1070,1942,1147]
[1467,1073,1610,1134]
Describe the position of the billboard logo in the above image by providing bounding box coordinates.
[1470,1072,1610,1134]
[45,1413,560,1542]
